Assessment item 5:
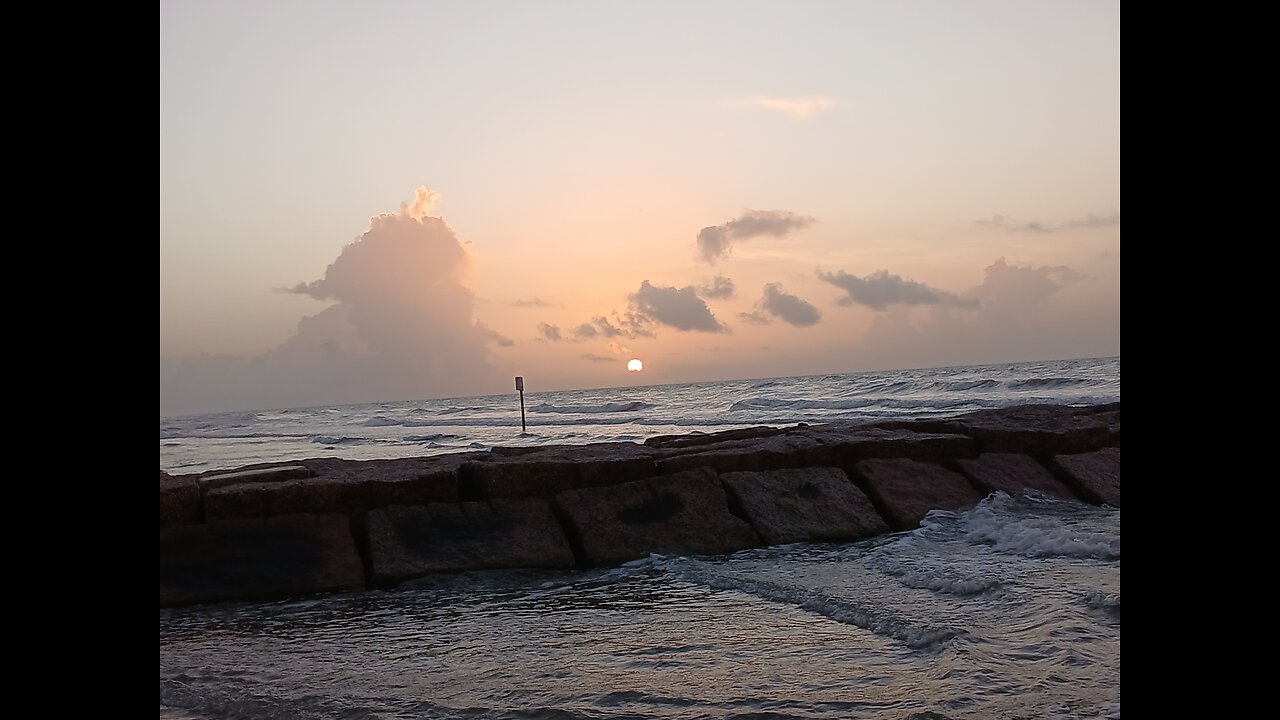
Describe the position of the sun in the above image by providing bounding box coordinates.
[627,358,643,372]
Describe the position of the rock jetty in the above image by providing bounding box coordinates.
[160,402,1120,607]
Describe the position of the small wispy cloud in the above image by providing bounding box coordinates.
[580,353,615,363]
[1061,213,1122,230]
[739,95,839,119]
[572,315,647,340]
[697,276,737,299]
[976,212,1120,234]
[511,297,552,307]
[536,323,562,341]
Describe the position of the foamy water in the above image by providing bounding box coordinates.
[160,357,1119,474]
[160,357,1120,718]
[160,493,1120,719]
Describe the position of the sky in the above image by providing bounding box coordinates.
[160,0,1120,417]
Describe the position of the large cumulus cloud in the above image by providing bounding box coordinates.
[160,187,504,415]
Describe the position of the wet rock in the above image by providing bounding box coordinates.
[204,482,270,522]
[656,427,975,477]
[302,455,480,506]
[197,464,311,492]
[159,514,364,607]
[1052,447,1120,507]
[795,425,977,468]
[644,425,790,449]
[852,458,984,530]
[201,455,485,522]
[159,471,201,528]
[460,443,656,499]
[877,404,1113,457]
[720,467,889,544]
[156,401,1122,606]
[553,467,760,566]
[953,453,1075,499]
[654,433,822,475]
[365,498,575,584]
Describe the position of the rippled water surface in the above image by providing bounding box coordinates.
[160,493,1120,719]
[160,357,1120,474]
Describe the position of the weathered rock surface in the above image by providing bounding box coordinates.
[644,425,790,449]
[719,467,889,544]
[876,404,1112,457]
[655,433,816,475]
[852,458,984,530]
[198,464,311,491]
[460,443,657,499]
[303,455,479,507]
[795,425,977,468]
[159,514,364,607]
[200,455,485,522]
[655,426,975,477]
[158,401,1120,607]
[1072,403,1120,447]
[1053,447,1121,506]
[653,432,821,475]
[953,453,1075,499]
[553,467,760,566]
[203,481,271,522]
[159,471,201,528]
[365,499,575,584]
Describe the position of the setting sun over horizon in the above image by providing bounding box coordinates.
[161,1,1118,417]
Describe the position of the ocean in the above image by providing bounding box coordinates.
[160,357,1120,475]
[159,356,1120,719]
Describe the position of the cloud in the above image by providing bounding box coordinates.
[697,276,736,299]
[851,256,1109,370]
[580,353,616,363]
[608,341,632,354]
[401,186,440,221]
[536,323,562,341]
[970,257,1078,317]
[511,297,552,307]
[976,211,1120,233]
[739,95,838,119]
[747,283,822,327]
[627,280,727,333]
[1061,212,1122,230]
[697,210,814,263]
[161,186,502,415]
[570,315,646,341]
[478,322,514,347]
[818,269,978,311]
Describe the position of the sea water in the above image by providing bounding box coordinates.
[160,357,1119,474]
[159,357,1120,719]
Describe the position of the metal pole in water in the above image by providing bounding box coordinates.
[515,376,526,433]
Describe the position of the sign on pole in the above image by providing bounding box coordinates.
[515,376,526,432]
